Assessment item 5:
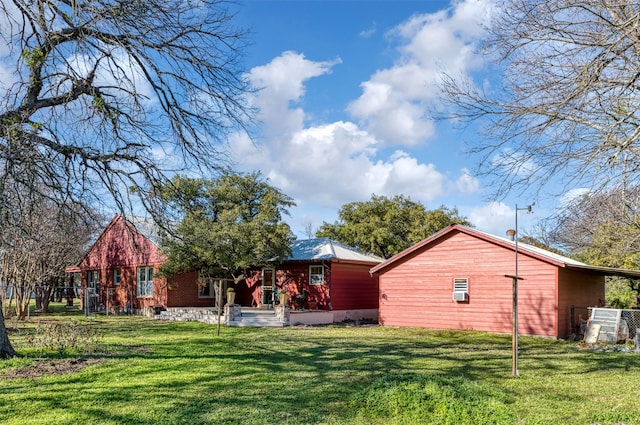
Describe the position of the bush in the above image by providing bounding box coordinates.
[25,321,100,354]
[606,277,638,309]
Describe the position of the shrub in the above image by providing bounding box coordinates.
[25,321,100,355]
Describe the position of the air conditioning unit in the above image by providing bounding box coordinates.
[452,291,468,302]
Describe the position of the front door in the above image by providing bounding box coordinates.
[261,268,274,306]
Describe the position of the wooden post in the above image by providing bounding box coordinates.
[216,279,222,337]
[505,274,523,377]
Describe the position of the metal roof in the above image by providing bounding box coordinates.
[285,238,384,263]
[371,224,640,279]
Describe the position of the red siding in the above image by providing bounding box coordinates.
[330,262,378,310]
[378,231,561,337]
[77,215,168,310]
[557,268,604,337]
[76,218,381,312]
[236,261,378,310]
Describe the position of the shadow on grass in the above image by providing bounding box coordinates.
[3,317,640,424]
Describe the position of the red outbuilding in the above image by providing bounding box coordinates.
[370,224,640,338]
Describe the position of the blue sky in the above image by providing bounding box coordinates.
[0,0,545,239]
[226,0,544,238]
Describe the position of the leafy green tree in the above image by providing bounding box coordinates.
[316,195,471,259]
[605,278,638,309]
[159,172,296,284]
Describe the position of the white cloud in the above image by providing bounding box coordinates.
[64,48,155,107]
[247,51,341,139]
[0,61,17,99]
[360,22,377,38]
[491,148,541,179]
[559,187,589,207]
[347,0,494,146]
[452,168,480,193]
[231,2,495,236]
[234,51,476,209]
[469,200,539,237]
[469,202,514,236]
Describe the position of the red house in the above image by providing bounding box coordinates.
[68,215,382,322]
[66,215,209,315]
[236,238,383,323]
[370,224,640,338]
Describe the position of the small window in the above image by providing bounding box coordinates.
[137,266,154,298]
[453,278,469,293]
[452,278,469,302]
[198,278,215,299]
[113,269,121,286]
[309,265,324,285]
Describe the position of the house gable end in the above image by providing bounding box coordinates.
[371,224,571,275]
[78,214,160,270]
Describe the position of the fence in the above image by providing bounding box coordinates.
[585,307,640,343]
[570,306,640,341]
[1,284,82,318]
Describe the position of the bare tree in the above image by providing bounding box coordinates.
[302,221,315,240]
[440,0,640,199]
[0,0,252,219]
[546,187,640,269]
[0,0,253,358]
[0,184,100,319]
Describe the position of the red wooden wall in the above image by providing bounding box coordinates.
[557,268,604,336]
[236,260,377,310]
[77,215,167,311]
[77,216,381,312]
[330,262,378,310]
[378,231,565,337]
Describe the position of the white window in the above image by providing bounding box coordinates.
[137,266,154,298]
[452,278,469,302]
[309,265,324,286]
[198,278,215,299]
[87,270,100,292]
[113,269,121,286]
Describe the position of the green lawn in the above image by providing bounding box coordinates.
[0,316,638,425]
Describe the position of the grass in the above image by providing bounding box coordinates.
[1,315,639,425]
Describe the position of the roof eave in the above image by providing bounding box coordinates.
[564,263,640,279]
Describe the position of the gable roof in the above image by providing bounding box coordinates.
[126,216,162,246]
[65,215,160,272]
[370,224,640,278]
[285,238,384,264]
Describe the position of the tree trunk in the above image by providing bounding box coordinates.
[0,304,17,359]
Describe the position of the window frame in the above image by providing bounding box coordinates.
[198,278,215,299]
[137,266,154,298]
[113,268,121,286]
[87,270,100,292]
[309,265,325,286]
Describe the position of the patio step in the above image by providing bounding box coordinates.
[155,306,285,327]
[228,308,284,328]
[156,307,222,325]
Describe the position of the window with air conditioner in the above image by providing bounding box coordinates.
[452,278,469,302]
